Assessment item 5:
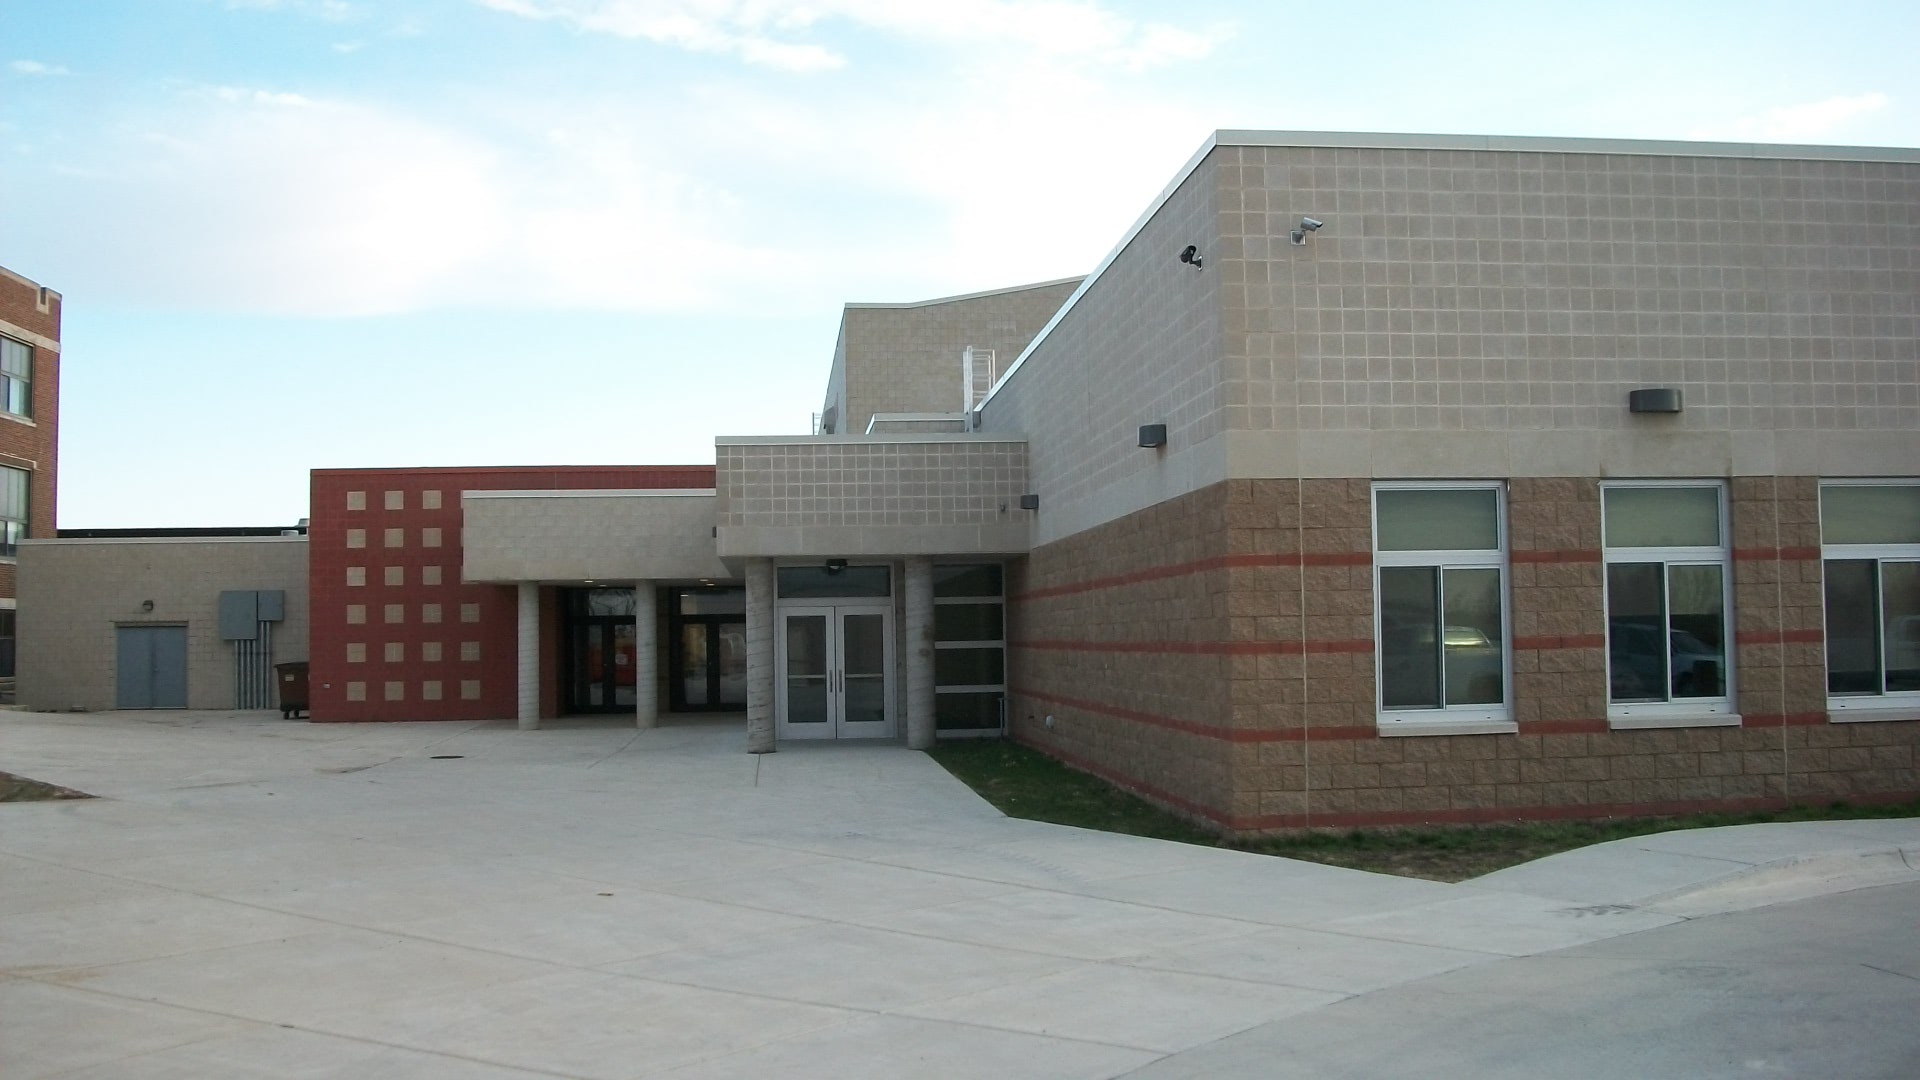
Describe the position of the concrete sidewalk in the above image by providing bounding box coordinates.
[4,710,1916,1079]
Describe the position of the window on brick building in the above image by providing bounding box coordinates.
[1373,483,1511,731]
[0,335,29,418]
[1820,481,1920,714]
[0,466,27,556]
[1602,483,1734,726]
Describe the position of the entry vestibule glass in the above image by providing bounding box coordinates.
[783,614,830,725]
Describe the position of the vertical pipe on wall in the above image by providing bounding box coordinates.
[905,557,935,750]
[745,558,776,753]
[634,583,658,730]
[517,582,540,730]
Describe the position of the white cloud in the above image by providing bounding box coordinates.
[22,84,814,316]
[472,0,1226,73]
[1690,92,1890,142]
[10,60,73,76]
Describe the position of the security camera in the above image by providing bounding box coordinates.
[1300,217,1324,231]
[1177,244,1203,269]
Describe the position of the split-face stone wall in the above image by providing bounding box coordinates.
[1009,476,1919,835]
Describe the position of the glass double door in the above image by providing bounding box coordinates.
[777,605,893,739]
[675,620,747,711]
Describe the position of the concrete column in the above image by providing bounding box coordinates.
[745,558,776,754]
[633,583,658,729]
[516,582,539,730]
[905,557,936,750]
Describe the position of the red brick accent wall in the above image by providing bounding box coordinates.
[0,269,61,603]
[309,465,713,722]
[1010,476,1919,836]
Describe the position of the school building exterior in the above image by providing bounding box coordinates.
[0,264,61,685]
[18,130,1920,832]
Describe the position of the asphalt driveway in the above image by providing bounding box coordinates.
[3,710,1916,1078]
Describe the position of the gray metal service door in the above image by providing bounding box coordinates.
[117,625,188,709]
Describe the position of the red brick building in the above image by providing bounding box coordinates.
[308,466,715,721]
[0,265,61,678]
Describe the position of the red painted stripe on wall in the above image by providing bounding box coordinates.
[1013,551,1370,603]
[1512,634,1606,651]
[1008,743,1920,832]
[1013,687,1377,744]
[1013,638,1373,657]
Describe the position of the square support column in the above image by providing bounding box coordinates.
[905,556,936,750]
[634,583,658,729]
[516,582,539,730]
[745,558,776,753]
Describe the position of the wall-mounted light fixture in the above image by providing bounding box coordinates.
[1018,493,1040,511]
[824,559,848,574]
[1177,244,1203,270]
[1289,217,1324,246]
[1628,388,1683,414]
[141,600,155,612]
[1138,424,1168,448]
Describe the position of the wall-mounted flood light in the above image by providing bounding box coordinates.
[1139,424,1168,448]
[1628,388,1683,414]
[141,600,155,612]
[1018,494,1040,510]
[1178,244,1203,270]
[1290,217,1324,245]
[825,559,848,574]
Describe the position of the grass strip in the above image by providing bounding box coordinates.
[927,738,1920,882]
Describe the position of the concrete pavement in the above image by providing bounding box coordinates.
[3,709,1916,1078]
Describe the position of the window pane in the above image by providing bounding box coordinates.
[1608,562,1668,703]
[935,647,1004,687]
[1822,486,1920,546]
[1442,567,1503,705]
[1379,566,1440,708]
[1668,564,1726,698]
[1884,561,1920,693]
[934,564,1002,598]
[934,602,1002,642]
[1604,487,1721,548]
[581,588,636,616]
[777,565,890,598]
[0,466,24,520]
[1377,488,1498,551]
[0,337,27,377]
[1825,559,1882,694]
[935,691,1004,731]
[676,589,744,615]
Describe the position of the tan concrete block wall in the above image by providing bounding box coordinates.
[461,493,730,583]
[716,438,1027,528]
[980,161,1227,545]
[1221,143,1920,439]
[18,538,310,712]
[841,279,1080,435]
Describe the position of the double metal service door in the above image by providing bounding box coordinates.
[117,625,188,709]
[776,604,894,739]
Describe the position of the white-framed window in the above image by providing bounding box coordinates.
[1373,483,1511,733]
[0,335,29,418]
[1601,482,1736,727]
[1820,480,1920,716]
[0,466,26,557]
[934,563,1006,737]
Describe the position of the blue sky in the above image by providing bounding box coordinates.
[4,0,1918,526]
